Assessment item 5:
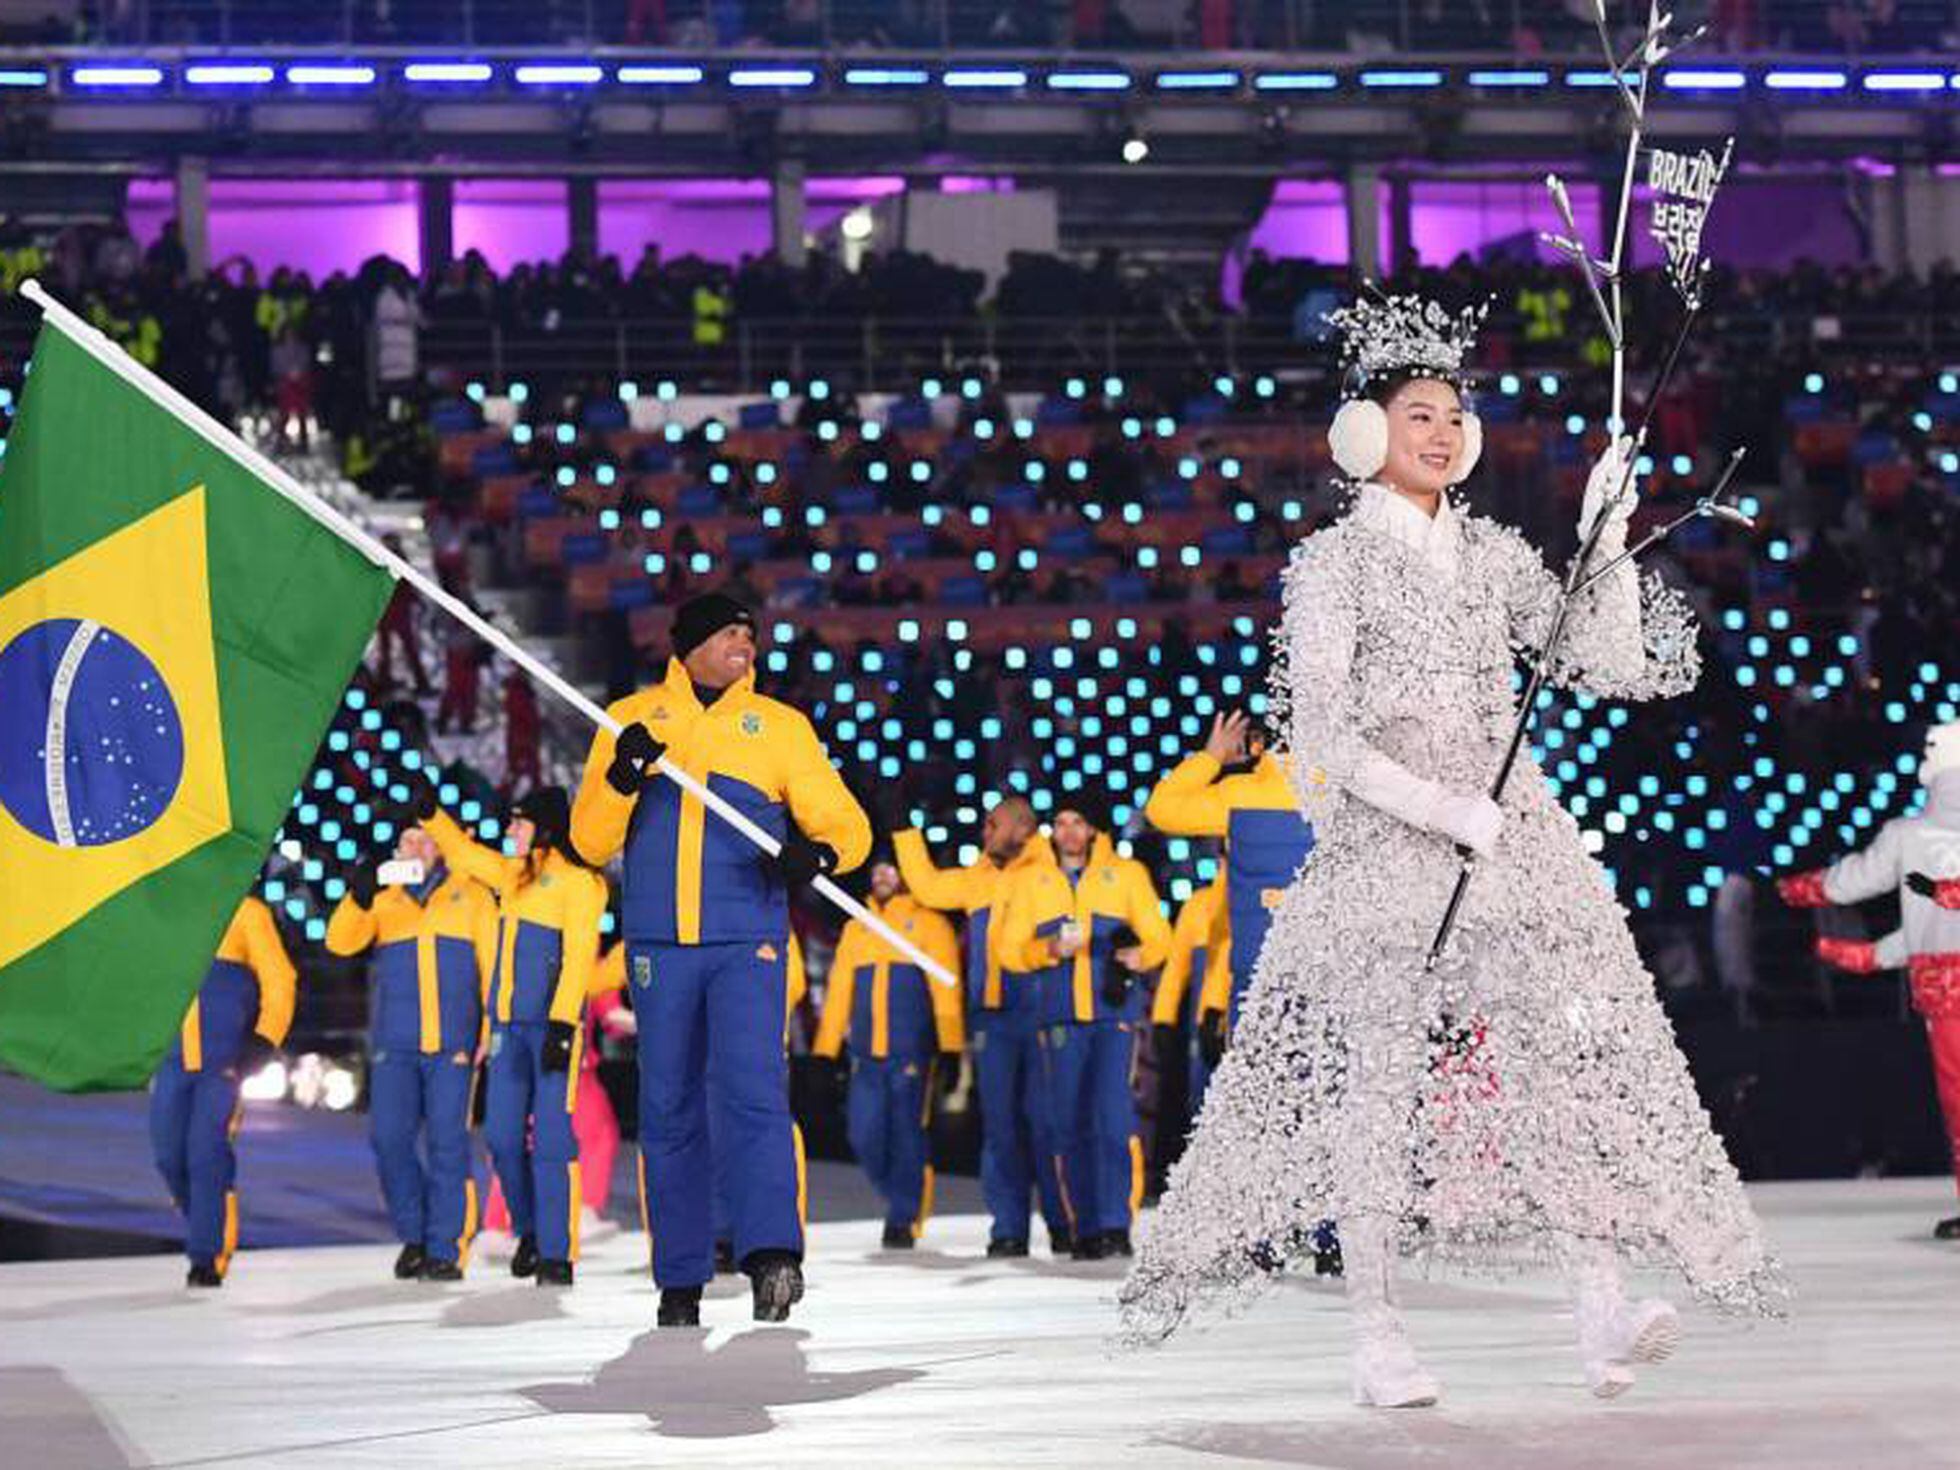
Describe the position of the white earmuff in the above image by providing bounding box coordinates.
[1451,411,1483,485]
[1328,399,1388,480]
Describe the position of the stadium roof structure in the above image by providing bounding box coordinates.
[0,50,1954,173]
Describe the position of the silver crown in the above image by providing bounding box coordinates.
[1326,292,1488,395]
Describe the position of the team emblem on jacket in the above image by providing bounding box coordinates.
[488,1032,504,1057]
[651,705,670,720]
[741,713,763,736]
[450,1051,470,1066]
[632,954,653,989]
[757,942,779,962]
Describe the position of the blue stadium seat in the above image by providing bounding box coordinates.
[739,401,781,429]
[471,443,519,476]
[562,533,606,566]
[582,399,629,431]
[430,399,481,434]
[677,484,720,517]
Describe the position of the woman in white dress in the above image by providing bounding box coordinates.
[1118,296,1783,1407]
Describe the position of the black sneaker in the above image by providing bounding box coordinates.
[1048,1230,1075,1257]
[1936,1216,1960,1241]
[1102,1230,1134,1258]
[186,1262,224,1289]
[510,1233,540,1279]
[986,1237,1029,1259]
[657,1286,702,1328]
[880,1223,916,1250]
[713,1240,738,1275]
[746,1251,805,1323]
[393,1244,427,1280]
[1071,1234,1109,1262]
[535,1258,574,1287]
[418,1256,464,1283]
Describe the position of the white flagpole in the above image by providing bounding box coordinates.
[17,279,957,990]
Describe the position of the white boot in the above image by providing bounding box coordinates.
[1346,1221,1441,1409]
[1571,1254,1681,1400]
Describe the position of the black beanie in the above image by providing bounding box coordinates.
[511,785,570,851]
[1054,789,1111,833]
[671,591,757,661]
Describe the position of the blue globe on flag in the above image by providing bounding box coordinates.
[0,618,186,848]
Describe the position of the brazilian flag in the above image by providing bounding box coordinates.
[0,310,393,1090]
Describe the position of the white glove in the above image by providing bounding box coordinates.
[1580,435,1637,557]
[1431,791,1505,859]
[1348,752,1505,858]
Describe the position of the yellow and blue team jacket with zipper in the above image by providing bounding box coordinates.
[1143,751,1318,986]
[894,827,1054,1017]
[813,895,964,1061]
[1150,878,1228,1029]
[326,866,496,1054]
[995,834,1173,1026]
[571,660,871,947]
[172,896,299,1072]
[423,810,608,1028]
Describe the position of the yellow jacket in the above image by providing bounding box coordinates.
[175,896,299,1072]
[813,894,964,1059]
[994,832,1173,1025]
[326,865,497,1055]
[423,810,608,1028]
[1151,878,1227,1027]
[571,660,871,946]
[1143,750,1317,993]
[894,826,1053,1014]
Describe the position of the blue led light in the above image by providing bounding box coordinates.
[729,66,819,88]
[1764,70,1847,91]
[845,67,929,86]
[1253,71,1337,91]
[186,63,276,85]
[944,68,1028,88]
[1862,71,1947,92]
[70,64,165,87]
[404,61,495,82]
[285,64,376,86]
[1662,69,1747,90]
[1156,70,1241,91]
[618,64,705,84]
[1468,69,1550,87]
[1047,71,1131,91]
[1360,70,1445,88]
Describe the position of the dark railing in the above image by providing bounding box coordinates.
[413,308,1960,396]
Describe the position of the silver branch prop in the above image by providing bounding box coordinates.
[1424,0,1751,973]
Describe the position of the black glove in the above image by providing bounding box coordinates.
[406,781,439,823]
[1905,871,1936,899]
[1099,924,1140,1008]
[934,1050,962,1085]
[346,861,380,910]
[1152,1021,1180,1058]
[606,722,666,796]
[772,831,838,890]
[1198,1010,1229,1070]
[238,1033,278,1074]
[866,786,908,838]
[541,1019,579,1074]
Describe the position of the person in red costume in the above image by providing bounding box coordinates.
[1778,719,1960,1241]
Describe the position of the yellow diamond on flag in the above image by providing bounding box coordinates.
[0,488,231,969]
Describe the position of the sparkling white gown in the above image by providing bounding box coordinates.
[1120,483,1786,1344]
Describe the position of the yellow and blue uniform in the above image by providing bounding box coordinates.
[1144,750,1317,1025]
[424,810,608,1266]
[813,895,964,1239]
[895,827,1070,1246]
[148,896,296,1277]
[1151,877,1230,1115]
[996,834,1172,1240]
[326,863,496,1268]
[572,660,870,1288]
